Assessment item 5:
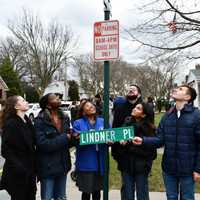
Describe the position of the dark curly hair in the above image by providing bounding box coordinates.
[39,93,53,110]
[78,100,97,119]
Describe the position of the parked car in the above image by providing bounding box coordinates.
[60,102,71,121]
[26,103,41,122]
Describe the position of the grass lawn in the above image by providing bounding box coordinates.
[109,112,200,192]
[109,153,200,192]
[155,112,164,127]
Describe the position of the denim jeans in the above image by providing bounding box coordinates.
[41,175,67,200]
[121,172,149,200]
[163,172,195,200]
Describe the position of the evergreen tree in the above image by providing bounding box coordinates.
[21,83,39,103]
[68,80,79,101]
[0,57,22,96]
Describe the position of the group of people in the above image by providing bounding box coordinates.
[112,84,200,200]
[0,83,200,200]
[0,93,105,200]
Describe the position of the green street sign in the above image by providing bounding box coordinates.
[80,126,134,145]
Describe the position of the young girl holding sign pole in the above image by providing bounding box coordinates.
[119,102,157,200]
[72,100,106,200]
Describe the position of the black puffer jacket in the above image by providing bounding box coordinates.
[112,98,143,160]
[34,109,72,179]
[112,98,142,128]
[114,117,157,175]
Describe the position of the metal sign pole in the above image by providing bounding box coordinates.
[103,1,111,200]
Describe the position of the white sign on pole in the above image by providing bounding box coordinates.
[94,20,119,61]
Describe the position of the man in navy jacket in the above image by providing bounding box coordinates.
[133,85,200,200]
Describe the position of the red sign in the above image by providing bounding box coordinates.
[94,20,119,61]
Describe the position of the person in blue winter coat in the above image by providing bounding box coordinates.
[73,100,106,200]
[133,85,200,200]
[34,93,72,200]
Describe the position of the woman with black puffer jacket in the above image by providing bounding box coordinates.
[118,102,157,200]
[34,93,73,200]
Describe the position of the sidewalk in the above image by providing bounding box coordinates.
[65,176,170,200]
[1,177,200,200]
[65,176,200,200]
[0,180,171,200]
[1,150,200,199]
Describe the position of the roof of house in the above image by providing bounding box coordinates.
[0,76,9,91]
[190,69,200,80]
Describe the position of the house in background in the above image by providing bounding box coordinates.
[44,81,69,100]
[44,80,89,100]
[0,76,9,109]
[186,65,200,107]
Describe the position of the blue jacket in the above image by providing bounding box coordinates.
[34,109,71,179]
[143,103,200,176]
[73,117,106,175]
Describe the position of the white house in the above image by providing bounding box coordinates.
[0,76,9,110]
[0,76,9,101]
[187,68,200,107]
[44,80,89,100]
[44,81,69,100]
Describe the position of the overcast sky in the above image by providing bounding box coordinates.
[0,0,139,62]
[0,0,199,83]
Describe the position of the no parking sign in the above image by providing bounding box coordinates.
[94,20,119,61]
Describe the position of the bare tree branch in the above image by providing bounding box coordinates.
[165,0,200,24]
[5,10,77,95]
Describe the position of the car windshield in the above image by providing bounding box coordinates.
[60,104,69,110]
[29,104,34,108]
